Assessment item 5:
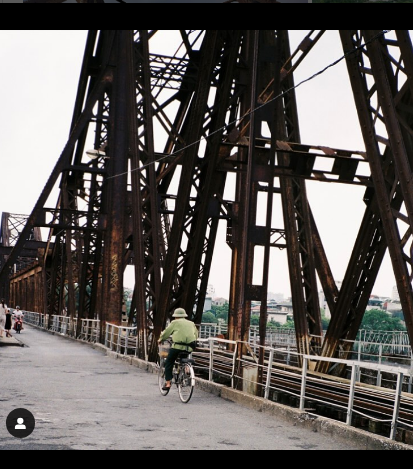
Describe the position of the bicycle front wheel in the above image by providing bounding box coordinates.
[158,358,170,396]
[178,364,195,403]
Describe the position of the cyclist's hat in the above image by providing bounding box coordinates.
[173,308,188,318]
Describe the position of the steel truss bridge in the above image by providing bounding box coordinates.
[2,30,413,373]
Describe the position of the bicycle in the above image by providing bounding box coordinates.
[158,342,196,404]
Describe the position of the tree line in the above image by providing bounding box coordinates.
[202,304,407,333]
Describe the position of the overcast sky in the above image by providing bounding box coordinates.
[0,30,402,300]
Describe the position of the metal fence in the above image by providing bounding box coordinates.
[105,323,139,355]
[200,339,413,442]
[21,310,100,343]
[18,310,413,367]
[200,323,413,367]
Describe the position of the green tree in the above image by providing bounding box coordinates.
[202,311,218,324]
[321,316,330,331]
[361,309,406,332]
[250,314,260,326]
[281,318,295,329]
[267,320,282,330]
[321,310,330,331]
[123,288,133,315]
[211,303,229,322]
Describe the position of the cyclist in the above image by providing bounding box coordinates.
[158,308,198,391]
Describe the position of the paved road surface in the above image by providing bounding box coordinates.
[0,325,373,450]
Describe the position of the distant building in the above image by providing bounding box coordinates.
[268,311,290,325]
[392,286,400,301]
[274,301,293,314]
[267,292,284,302]
[320,280,342,319]
[207,284,215,296]
[384,299,402,313]
[251,301,293,325]
[367,298,385,311]
[204,296,212,312]
[319,290,329,318]
[212,297,228,307]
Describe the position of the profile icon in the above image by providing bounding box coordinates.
[6,409,35,438]
[15,418,26,430]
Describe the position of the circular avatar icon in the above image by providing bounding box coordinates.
[6,408,35,438]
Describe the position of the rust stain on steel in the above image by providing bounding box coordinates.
[110,254,119,290]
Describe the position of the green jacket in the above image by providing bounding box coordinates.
[159,319,199,351]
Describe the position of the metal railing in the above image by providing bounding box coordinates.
[195,337,238,388]
[50,315,75,336]
[80,319,100,342]
[199,323,297,349]
[22,311,50,329]
[19,310,413,366]
[21,310,100,343]
[105,323,139,356]
[200,323,413,368]
[231,342,413,441]
[297,354,411,441]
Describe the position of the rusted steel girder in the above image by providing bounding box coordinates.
[275,30,322,360]
[177,32,242,329]
[228,30,261,353]
[150,31,224,360]
[136,30,330,363]
[225,31,327,367]
[10,263,45,314]
[100,31,134,328]
[129,30,161,360]
[4,31,334,367]
[319,30,413,373]
[364,30,413,337]
[0,31,139,336]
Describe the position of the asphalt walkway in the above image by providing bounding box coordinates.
[0,325,407,450]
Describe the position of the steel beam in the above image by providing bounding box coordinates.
[319,30,413,373]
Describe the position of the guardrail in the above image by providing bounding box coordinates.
[232,342,413,442]
[200,323,413,367]
[105,323,138,355]
[18,311,413,366]
[196,337,238,388]
[298,354,410,441]
[20,310,100,343]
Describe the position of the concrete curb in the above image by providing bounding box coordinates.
[22,324,413,450]
[0,336,23,347]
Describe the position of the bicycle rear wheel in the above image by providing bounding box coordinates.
[158,358,170,396]
[178,364,195,403]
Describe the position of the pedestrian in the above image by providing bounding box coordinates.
[5,307,12,338]
[0,299,8,339]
